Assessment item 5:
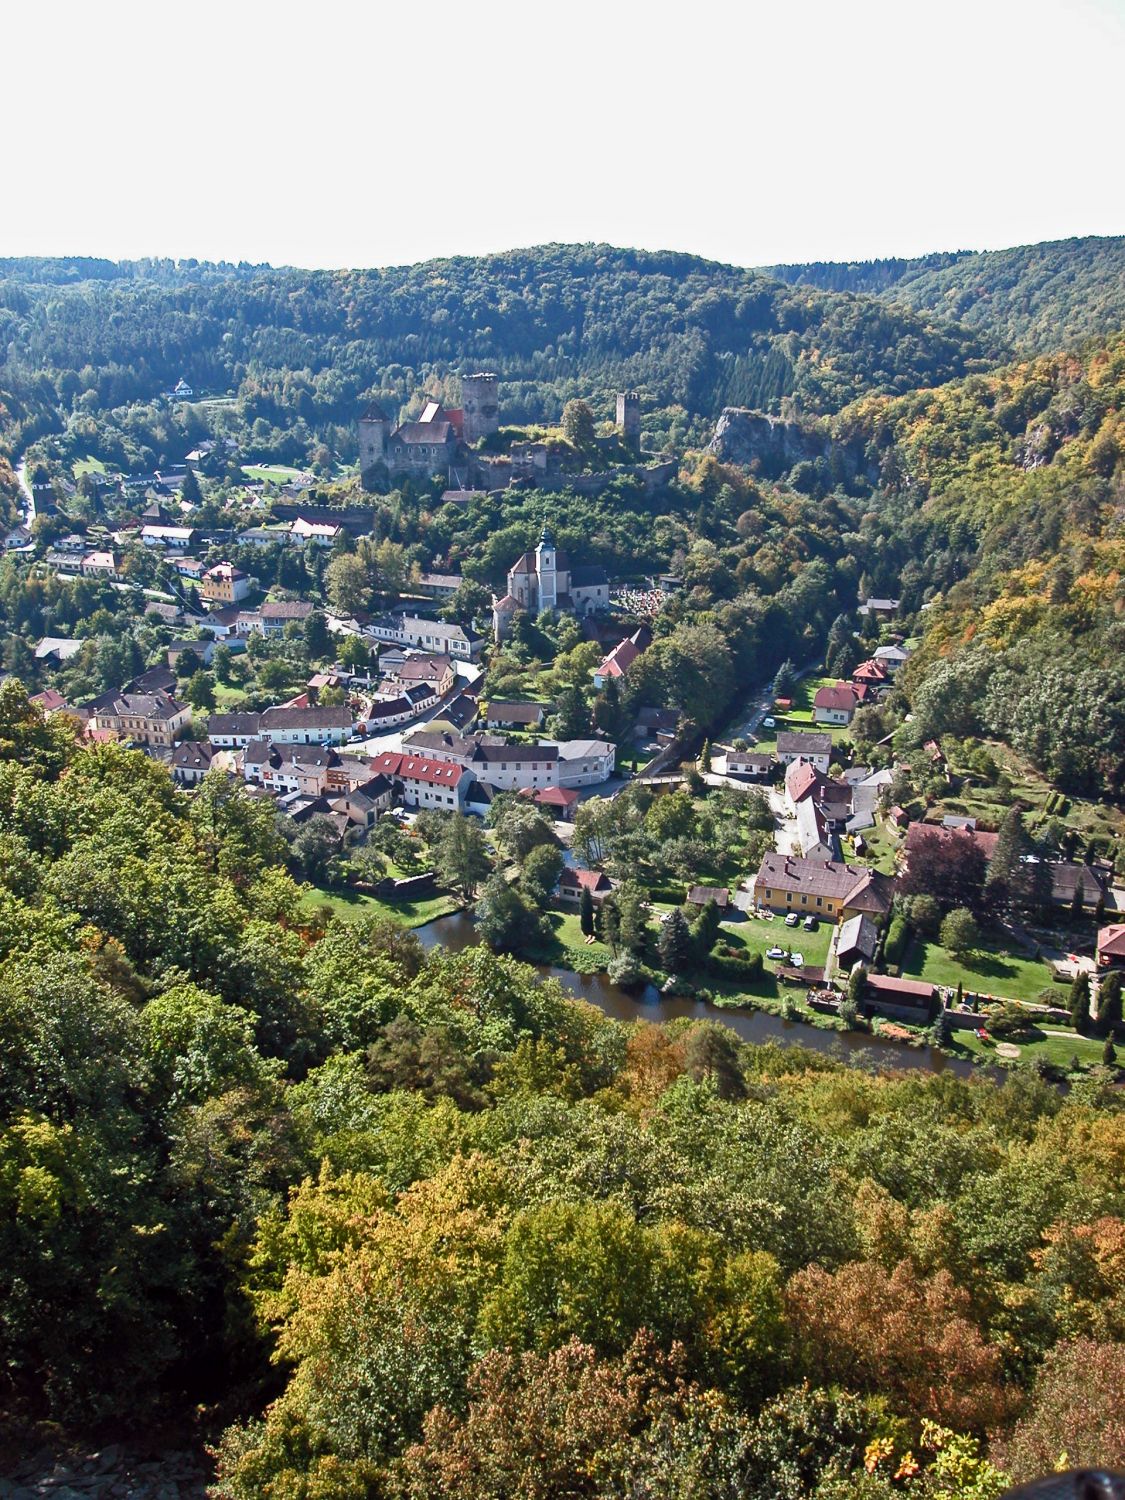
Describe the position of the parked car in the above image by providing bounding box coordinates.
[784,911,800,927]
[763,716,776,729]
[790,953,805,968]
[803,915,817,930]
[766,946,786,960]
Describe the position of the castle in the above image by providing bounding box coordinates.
[358,373,499,484]
[358,375,648,489]
[491,524,609,639]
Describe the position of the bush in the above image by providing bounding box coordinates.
[647,886,686,906]
[987,1001,1040,1042]
[883,916,909,967]
[707,951,764,982]
[606,952,644,990]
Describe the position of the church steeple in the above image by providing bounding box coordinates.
[535,520,557,611]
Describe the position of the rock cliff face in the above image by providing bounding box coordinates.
[706,408,874,486]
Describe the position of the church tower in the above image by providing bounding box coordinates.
[535,523,557,611]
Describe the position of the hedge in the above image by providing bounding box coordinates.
[647,886,687,906]
[708,951,764,981]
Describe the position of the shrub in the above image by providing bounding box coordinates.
[647,886,686,906]
[606,953,644,990]
[883,916,909,967]
[707,951,764,982]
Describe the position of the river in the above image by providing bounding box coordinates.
[413,913,973,1076]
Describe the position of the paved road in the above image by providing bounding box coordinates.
[720,657,821,745]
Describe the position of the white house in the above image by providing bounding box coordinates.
[775,731,832,774]
[365,614,483,661]
[369,751,473,811]
[546,738,617,788]
[259,704,353,746]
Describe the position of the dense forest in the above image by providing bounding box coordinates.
[833,332,1125,795]
[1,685,1124,1497]
[765,236,1125,355]
[0,244,990,470]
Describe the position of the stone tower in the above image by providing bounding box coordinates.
[358,402,391,471]
[461,372,500,444]
[616,392,641,447]
[535,523,557,611]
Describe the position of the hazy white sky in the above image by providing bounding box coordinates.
[6,0,1123,270]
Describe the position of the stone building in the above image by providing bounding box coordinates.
[492,524,609,639]
[358,372,500,483]
[616,391,640,446]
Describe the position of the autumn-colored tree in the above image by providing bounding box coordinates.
[619,1022,686,1106]
[995,1339,1125,1481]
[785,1258,1013,1430]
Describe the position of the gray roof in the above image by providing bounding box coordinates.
[209,712,263,736]
[777,731,833,756]
[260,705,352,730]
[837,914,879,962]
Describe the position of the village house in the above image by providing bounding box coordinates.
[687,885,730,910]
[88,690,191,749]
[861,973,936,1022]
[725,749,775,779]
[850,659,891,691]
[415,571,464,599]
[835,913,879,970]
[30,687,70,715]
[813,684,859,726]
[556,867,614,906]
[255,600,316,636]
[368,751,473,811]
[482,701,547,730]
[290,517,342,547]
[34,636,86,664]
[258,704,353,746]
[518,784,580,821]
[171,740,214,786]
[364,684,436,729]
[366,613,483,660]
[166,640,216,671]
[547,738,617,788]
[208,711,264,749]
[1097,924,1125,969]
[387,653,457,695]
[81,550,120,577]
[752,852,893,923]
[141,524,197,549]
[775,731,833,773]
[201,562,251,604]
[859,596,900,617]
[591,625,652,689]
[633,706,680,746]
[402,729,562,793]
[873,644,910,672]
[330,776,395,829]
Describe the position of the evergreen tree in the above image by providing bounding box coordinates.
[578,883,595,939]
[1099,971,1122,1034]
[304,609,332,661]
[698,739,712,773]
[180,466,203,506]
[658,908,693,974]
[596,895,621,955]
[1103,1035,1117,1067]
[1070,971,1091,1033]
[848,963,866,1007]
[692,897,723,961]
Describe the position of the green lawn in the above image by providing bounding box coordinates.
[73,454,107,478]
[949,1025,1109,1070]
[843,823,899,875]
[935,739,1125,847]
[212,683,252,709]
[902,934,1056,1003]
[524,909,614,973]
[300,883,458,928]
[242,463,306,483]
[720,913,834,970]
[751,675,853,755]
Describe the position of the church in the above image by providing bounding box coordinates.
[492,525,609,639]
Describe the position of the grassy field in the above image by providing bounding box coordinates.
[212,683,252,709]
[750,675,852,755]
[902,934,1056,1003]
[242,463,306,483]
[844,822,900,875]
[949,1025,1109,1069]
[525,909,614,972]
[73,455,107,477]
[300,883,458,928]
[719,913,834,969]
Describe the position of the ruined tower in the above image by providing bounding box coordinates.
[357,401,391,472]
[616,391,641,448]
[461,372,500,445]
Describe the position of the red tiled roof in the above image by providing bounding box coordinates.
[785,759,823,804]
[370,750,466,787]
[814,685,858,712]
[1098,924,1125,960]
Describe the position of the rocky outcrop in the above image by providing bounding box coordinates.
[706,408,875,486]
[0,1446,207,1500]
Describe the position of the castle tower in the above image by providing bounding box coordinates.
[616,391,641,448]
[535,523,557,612]
[461,372,500,444]
[358,402,391,471]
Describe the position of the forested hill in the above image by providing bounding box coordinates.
[0,244,988,454]
[763,236,1125,354]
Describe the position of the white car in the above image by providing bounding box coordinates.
[784,911,800,927]
[790,953,805,968]
[766,946,786,960]
[762,716,776,729]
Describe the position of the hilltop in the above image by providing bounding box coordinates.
[764,234,1125,354]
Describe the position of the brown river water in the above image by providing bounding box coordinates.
[414,913,974,1077]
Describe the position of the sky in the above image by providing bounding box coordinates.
[6,0,1123,271]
